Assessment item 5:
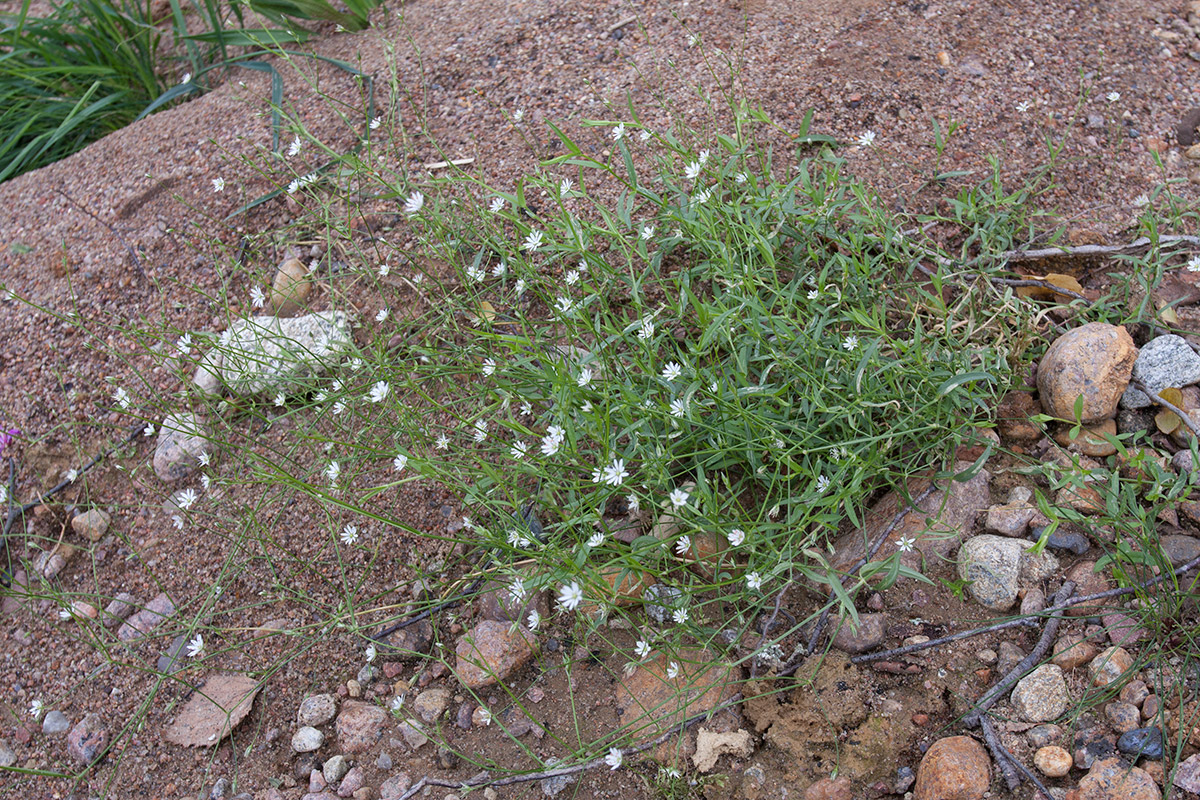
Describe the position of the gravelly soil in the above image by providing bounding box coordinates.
[0,0,1198,798]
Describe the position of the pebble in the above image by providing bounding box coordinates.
[34,545,73,579]
[298,694,338,727]
[1054,418,1118,456]
[0,740,14,768]
[102,592,138,628]
[322,755,349,785]
[1171,449,1197,474]
[893,766,915,793]
[1010,664,1069,722]
[642,584,685,623]
[1120,334,1200,408]
[1027,724,1062,748]
[337,766,364,797]
[956,535,1058,611]
[1052,633,1098,670]
[42,710,70,735]
[116,592,175,642]
[1035,527,1091,555]
[1104,701,1141,733]
[984,486,1037,536]
[376,752,392,770]
[379,773,413,800]
[1117,727,1164,760]
[975,649,997,665]
[437,747,460,770]
[271,257,313,317]
[539,758,576,797]
[153,412,213,482]
[1077,756,1160,800]
[1102,611,1147,646]
[997,641,1026,675]
[1088,646,1134,687]
[1065,561,1112,617]
[1019,588,1046,615]
[1161,534,1200,567]
[398,720,429,751]
[210,777,230,799]
[377,618,433,661]
[71,508,110,542]
[1142,695,1160,720]
[912,736,990,800]
[1033,745,1072,777]
[193,348,224,397]
[309,770,327,792]
[830,612,887,654]
[1037,322,1136,423]
[1174,753,1200,793]
[292,727,324,753]
[66,713,109,766]
[219,311,353,396]
[455,702,475,729]
[413,688,450,722]
[335,701,387,754]
[1073,727,1116,770]
[802,776,853,800]
[454,620,538,690]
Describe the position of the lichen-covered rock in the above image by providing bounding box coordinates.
[956,535,1059,611]
[153,412,213,482]
[219,311,352,396]
[1011,664,1069,722]
[1120,334,1200,408]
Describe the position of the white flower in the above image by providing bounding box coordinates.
[857,130,876,147]
[627,494,640,512]
[565,269,580,286]
[314,391,328,404]
[1015,100,1033,113]
[842,335,859,351]
[403,191,424,216]
[520,402,532,416]
[489,196,505,213]
[895,535,916,553]
[514,278,527,295]
[477,707,493,726]
[492,261,508,278]
[560,178,573,196]
[288,135,302,156]
[186,633,205,658]
[390,695,405,712]
[577,367,593,387]
[113,387,131,409]
[365,643,377,662]
[198,452,210,467]
[669,488,689,509]
[200,474,212,491]
[370,116,382,130]
[554,296,575,315]
[28,699,45,720]
[815,475,830,495]
[368,381,390,403]
[661,362,682,382]
[735,171,749,184]
[0,486,6,505]
[177,488,199,510]
[332,400,347,415]
[341,524,359,545]
[666,661,681,679]
[325,461,340,484]
[392,453,408,472]
[558,581,584,611]
[577,259,588,273]
[58,607,72,621]
[513,109,525,121]
[378,262,390,277]
[746,571,763,591]
[612,122,626,141]
[472,420,488,442]
[605,748,623,770]
[685,160,703,180]
[143,424,156,437]
[672,607,689,625]
[481,358,496,377]
[1107,91,1121,102]
[211,177,225,193]
[675,535,691,556]
[172,515,184,530]
[523,230,544,252]
[1188,256,1200,273]
[250,286,266,308]
[434,434,449,450]
[509,441,529,460]
[697,149,710,166]
[692,188,711,205]
[639,129,652,142]
[587,531,605,548]
[600,458,628,487]
[634,640,651,659]
[641,225,655,241]
[273,391,286,407]
[181,72,191,84]
[462,516,474,531]
[527,609,541,631]
[808,289,820,300]
[687,32,698,46]
[541,430,563,457]
[466,265,486,282]
[669,397,688,418]
[1133,193,1150,208]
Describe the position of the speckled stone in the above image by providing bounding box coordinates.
[1038,323,1136,422]
[913,735,990,800]
[1034,745,1072,777]
[1011,664,1069,722]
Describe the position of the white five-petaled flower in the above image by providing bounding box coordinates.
[113,387,131,409]
[692,188,711,205]
[557,581,584,611]
[28,699,45,720]
[669,397,688,418]
[201,474,211,491]
[669,487,689,509]
[325,461,340,484]
[895,535,916,553]
[177,488,199,510]
[477,707,493,725]
[198,451,210,467]
[376,307,389,323]
[641,225,655,241]
[638,317,656,340]
[369,116,382,130]
[489,196,505,213]
[554,296,575,315]
[368,381,390,403]
[611,122,626,141]
[1015,100,1033,113]
[288,135,302,157]
[675,535,691,556]
[434,434,449,450]
[1107,91,1121,102]
[634,640,651,659]
[212,177,225,193]
[600,458,628,487]
[697,149,710,166]
[746,571,763,591]
[514,278,527,295]
[842,335,859,351]
[482,358,496,376]
[565,269,580,286]
[661,362,682,382]
[251,286,266,308]
[605,748,623,771]
[684,160,703,181]
[639,128,652,142]
[560,178,573,196]
[341,524,359,545]
[365,644,377,662]
[492,261,507,277]
[577,367,593,387]
[858,130,876,147]
[1188,256,1200,273]
[527,609,541,631]
[172,515,184,530]
[403,191,424,216]
[1133,193,1150,208]
[393,453,408,472]
[666,661,681,679]
[523,229,544,252]
[510,441,529,460]
[378,262,390,277]
[587,531,605,548]
[808,289,820,300]
[735,172,748,184]
[273,391,286,407]
[186,633,205,658]
[466,265,485,282]
[181,72,191,84]
[143,423,156,437]
[389,695,405,712]
[627,494,640,512]
[541,425,565,456]
[514,109,525,121]
[728,528,745,547]
[815,475,831,495]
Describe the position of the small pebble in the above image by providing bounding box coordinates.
[291,727,324,753]
[1034,745,1072,777]
[1118,727,1164,760]
[42,710,70,735]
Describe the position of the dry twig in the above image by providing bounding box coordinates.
[1134,380,1200,438]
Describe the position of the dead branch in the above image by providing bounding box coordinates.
[980,716,1021,793]
[990,277,1091,304]
[997,235,1200,263]
[1134,380,1200,439]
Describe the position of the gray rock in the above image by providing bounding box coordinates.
[1173,753,1200,793]
[71,508,111,542]
[985,486,1036,537]
[153,412,213,482]
[957,535,1060,611]
[540,758,576,797]
[116,592,175,642]
[66,713,109,765]
[291,726,324,753]
[1104,702,1141,734]
[398,720,428,751]
[1011,664,1069,722]
[335,701,387,754]
[102,592,138,628]
[210,777,230,799]
[830,613,887,654]
[413,689,450,723]
[1121,334,1200,408]
[1162,534,1200,567]
[157,633,189,675]
[322,754,349,785]
[376,752,393,770]
[1118,727,1164,760]
[219,311,353,396]
[998,641,1026,675]
[0,740,15,767]
[42,710,70,735]
[337,765,364,796]
[379,773,413,800]
[193,348,224,397]
[298,694,337,727]
[1027,724,1063,749]
[1172,449,1197,474]
[643,584,684,623]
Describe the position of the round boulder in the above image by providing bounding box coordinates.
[914,735,990,800]
[1037,322,1136,423]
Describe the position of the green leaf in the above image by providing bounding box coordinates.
[935,371,993,397]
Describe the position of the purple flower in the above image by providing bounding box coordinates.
[0,427,19,453]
